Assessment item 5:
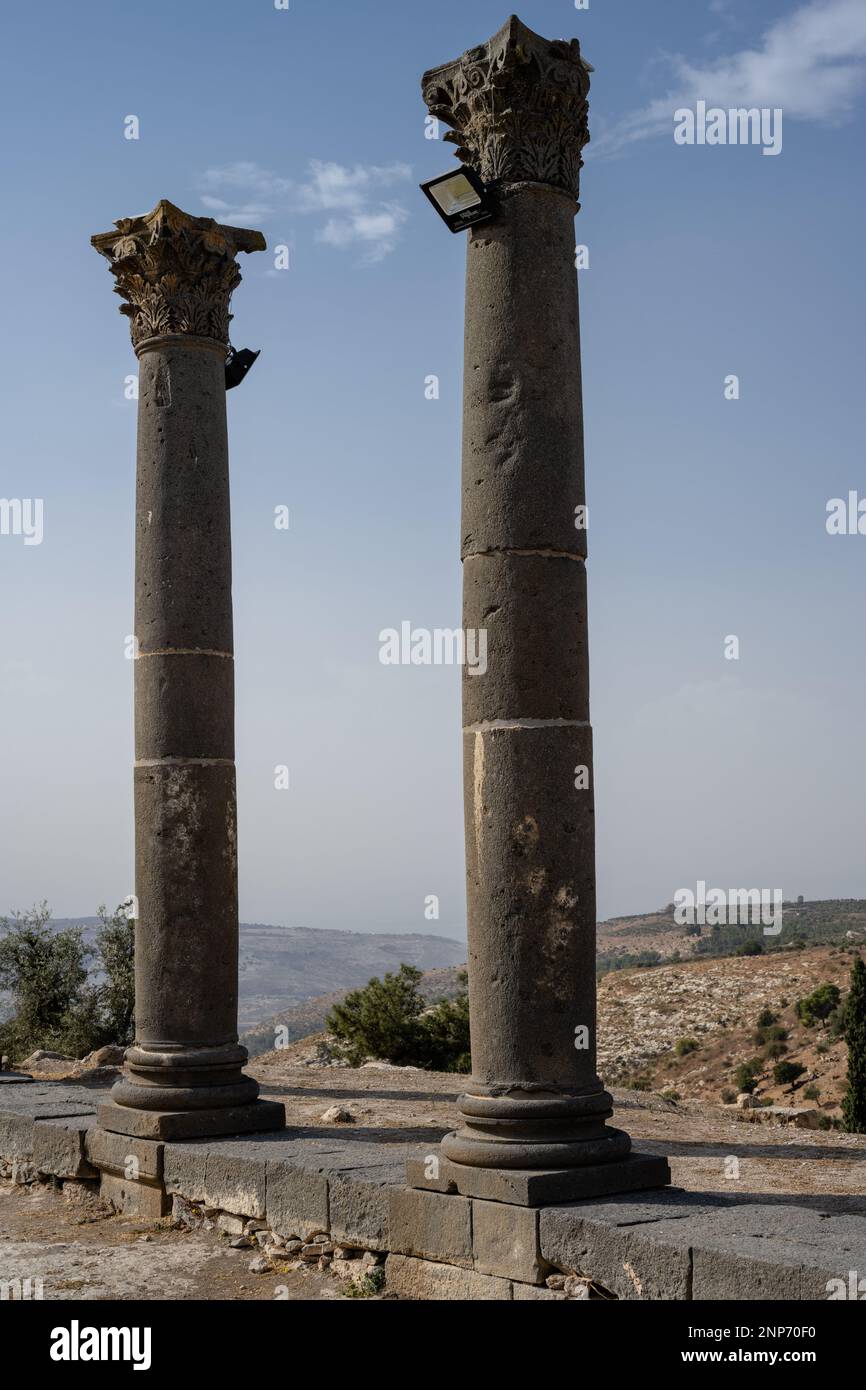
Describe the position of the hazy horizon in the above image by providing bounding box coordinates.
[3,0,866,938]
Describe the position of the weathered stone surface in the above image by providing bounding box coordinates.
[86,1128,164,1182]
[91,199,265,349]
[91,201,275,1136]
[131,342,234,655]
[405,1154,453,1193]
[540,1199,694,1301]
[458,722,598,1092]
[472,1199,546,1283]
[422,23,645,1182]
[0,1112,35,1158]
[512,1282,567,1300]
[389,1188,473,1268]
[421,16,591,203]
[461,555,589,724]
[412,1152,671,1207]
[329,1166,402,1252]
[135,652,234,761]
[100,1170,170,1219]
[385,1253,511,1302]
[217,1212,246,1236]
[84,1046,126,1068]
[687,1203,866,1301]
[32,1118,96,1181]
[459,188,588,561]
[130,762,242,1056]
[266,1162,329,1242]
[539,1192,866,1302]
[98,1100,284,1142]
[204,1152,266,1219]
[163,1143,209,1202]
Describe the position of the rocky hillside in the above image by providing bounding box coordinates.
[598,942,860,1114]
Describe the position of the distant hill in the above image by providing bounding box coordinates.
[596,899,866,975]
[0,917,467,1031]
[241,963,466,1058]
[233,925,466,1029]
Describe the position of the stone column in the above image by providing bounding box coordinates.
[418,19,669,1200]
[91,201,284,1140]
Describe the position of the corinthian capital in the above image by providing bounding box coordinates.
[91,200,266,349]
[422,15,592,202]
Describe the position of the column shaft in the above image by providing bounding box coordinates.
[91,201,284,1139]
[420,19,669,1190]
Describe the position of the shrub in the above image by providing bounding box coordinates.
[803,1084,821,1101]
[416,980,471,1073]
[628,1072,655,1092]
[94,903,135,1047]
[0,904,90,1060]
[720,1088,736,1105]
[0,901,135,1062]
[343,1267,386,1298]
[327,965,470,1072]
[733,1059,763,1093]
[796,984,841,1028]
[773,1061,806,1086]
[756,1007,777,1028]
[763,1040,788,1060]
[816,1042,830,1055]
[674,1037,700,1057]
[842,956,866,1134]
[734,941,764,957]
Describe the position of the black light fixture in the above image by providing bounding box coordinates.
[419,166,495,233]
[225,346,260,390]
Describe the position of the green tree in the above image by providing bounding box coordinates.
[416,975,470,1073]
[328,965,426,1067]
[0,904,89,1059]
[796,983,841,1027]
[0,901,135,1061]
[733,1058,763,1094]
[842,957,866,1134]
[327,965,471,1072]
[95,902,136,1046]
[773,1061,806,1086]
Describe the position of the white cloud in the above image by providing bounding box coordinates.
[196,159,412,262]
[594,0,866,156]
[295,160,412,212]
[318,202,409,264]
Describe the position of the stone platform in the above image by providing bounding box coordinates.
[3,1070,866,1300]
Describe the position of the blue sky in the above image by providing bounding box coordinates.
[1,0,865,937]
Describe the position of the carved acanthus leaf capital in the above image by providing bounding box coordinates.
[91,200,266,349]
[422,15,592,202]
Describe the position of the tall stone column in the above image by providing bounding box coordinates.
[91,201,284,1140]
[418,19,669,1200]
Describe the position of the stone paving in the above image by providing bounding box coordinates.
[3,1069,866,1300]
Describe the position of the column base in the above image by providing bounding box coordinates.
[97,1099,285,1141]
[408,1149,671,1208]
